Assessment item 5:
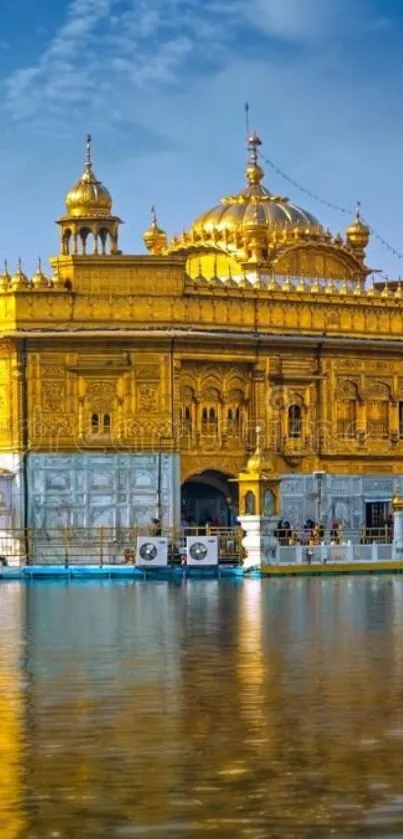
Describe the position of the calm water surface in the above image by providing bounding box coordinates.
[1,577,403,838]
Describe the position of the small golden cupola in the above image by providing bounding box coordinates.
[346,202,370,253]
[31,257,49,289]
[143,207,167,255]
[57,135,122,257]
[10,259,29,291]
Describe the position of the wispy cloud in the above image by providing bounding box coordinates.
[242,0,343,40]
[4,0,364,126]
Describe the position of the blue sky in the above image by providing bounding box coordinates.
[0,0,403,276]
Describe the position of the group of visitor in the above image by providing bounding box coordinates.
[275,519,343,546]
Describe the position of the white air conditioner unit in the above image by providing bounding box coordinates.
[186,536,218,566]
[136,537,168,567]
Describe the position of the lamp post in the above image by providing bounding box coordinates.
[313,470,326,526]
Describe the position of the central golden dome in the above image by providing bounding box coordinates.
[166,129,369,283]
[65,135,112,219]
[191,132,321,237]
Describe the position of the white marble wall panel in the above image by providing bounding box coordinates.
[0,453,24,529]
[280,473,403,530]
[8,455,403,534]
[27,453,180,530]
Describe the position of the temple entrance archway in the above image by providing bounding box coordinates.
[181,470,238,527]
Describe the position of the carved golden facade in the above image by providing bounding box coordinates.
[0,132,402,530]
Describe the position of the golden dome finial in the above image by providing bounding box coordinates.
[143,205,167,255]
[32,256,49,289]
[245,425,263,473]
[248,131,261,166]
[392,487,403,512]
[246,131,264,186]
[0,259,10,291]
[11,258,28,290]
[85,133,92,170]
[52,258,65,289]
[346,200,370,250]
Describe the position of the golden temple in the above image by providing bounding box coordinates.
[0,131,401,533]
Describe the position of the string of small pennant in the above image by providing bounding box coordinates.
[258,150,403,267]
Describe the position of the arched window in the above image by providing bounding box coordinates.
[245,491,256,515]
[367,401,389,438]
[288,404,302,438]
[103,413,111,433]
[201,405,218,433]
[199,382,221,435]
[337,400,357,439]
[184,406,192,427]
[263,490,275,516]
[91,413,99,434]
[179,386,195,437]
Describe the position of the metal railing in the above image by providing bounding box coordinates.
[274,526,394,546]
[0,526,244,567]
[0,525,398,568]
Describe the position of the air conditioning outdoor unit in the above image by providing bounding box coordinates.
[186,536,218,566]
[136,537,168,567]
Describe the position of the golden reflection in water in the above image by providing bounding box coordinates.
[23,582,185,837]
[4,578,403,837]
[0,585,25,838]
[237,579,266,730]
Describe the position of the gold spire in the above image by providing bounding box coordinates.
[346,201,370,250]
[52,259,65,290]
[32,257,49,289]
[245,426,264,474]
[64,134,113,219]
[0,259,10,292]
[143,207,167,255]
[85,133,92,170]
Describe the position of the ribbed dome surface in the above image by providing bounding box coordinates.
[193,182,320,233]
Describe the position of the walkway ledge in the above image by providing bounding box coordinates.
[1,560,403,580]
[261,560,403,577]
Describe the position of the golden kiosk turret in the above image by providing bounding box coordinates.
[233,430,282,569]
[57,134,122,256]
[236,429,281,518]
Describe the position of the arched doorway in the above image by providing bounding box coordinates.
[181,470,238,527]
